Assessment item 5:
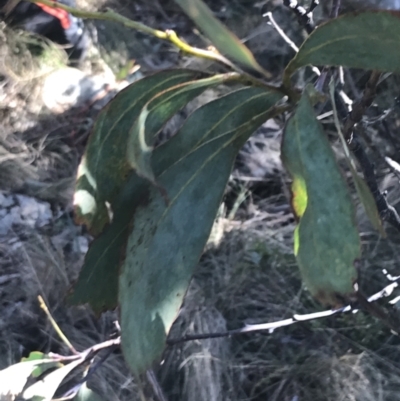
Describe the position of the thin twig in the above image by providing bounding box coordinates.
[24,0,281,90]
[308,0,320,13]
[283,0,315,34]
[338,71,400,231]
[343,71,381,142]
[356,291,400,334]
[38,295,78,355]
[350,135,400,231]
[282,0,338,95]
[34,338,122,400]
[24,0,232,69]
[385,156,400,181]
[167,276,400,345]
[61,346,118,399]
[83,347,116,382]
[264,11,320,77]
[264,12,299,52]
[146,369,169,401]
[281,0,320,96]
[328,69,400,232]
[47,337,121,363]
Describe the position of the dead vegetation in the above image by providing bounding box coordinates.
[2,1,400,401]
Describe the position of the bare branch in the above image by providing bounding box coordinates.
[264,11,299,52]
[329,70,400,232]
[166,276,400,345]
[38,295,78,355]
[308,0,320,13]
[350,135,400,231]
[283,0,315,34]
[343,71,381,141]
[23,0,234,73]
[263,11,321,77]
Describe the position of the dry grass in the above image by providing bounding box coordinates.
[0,23,83,204]
[3,196,400,401]
[160,208,400,401]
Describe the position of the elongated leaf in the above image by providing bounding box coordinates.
[126,72,240,184]
[74,69,207,235]
[174,0,270,77]
[23,358,84,401]
[281,91,360,306]
[0,359,57,401]
[70,71,239,312]
[328,81,385,236]
[351,170,385,234]
[119,87,283,375]
[22,352,61,378]
[21,352,46,363]
[285,11,400,80]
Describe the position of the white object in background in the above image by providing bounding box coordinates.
[41,67,115,113]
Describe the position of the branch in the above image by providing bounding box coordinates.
[341,71,400,231]
[263,11,320,78]
[24,0,233,70]
[47,337,121,363]
[60,345,118,399]
[283,0,316,34]
[166,276,400,345]
[24,0,286,94]
[281,0,320,97]
[308,0,320,13]
[350,135,400,231]
[343,71,381,141]
[291,0,396,224]
[264,11,299,53]
[38,295,78,355]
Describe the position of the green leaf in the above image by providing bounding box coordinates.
[23,358,84,401]
[119,87,283,375]
[0,359,57,401]
[174,0,270,78]
[285,11,400,80]
[21,352,60,378]
[281,91,360,306]
[74,384,105,401]
[328,80,385,236]
[126,73,240,184]
[74,69,207,236]
[351,169,385,235]
[70,71,238,312]
[21,352,46,363]
[115,60,136,81]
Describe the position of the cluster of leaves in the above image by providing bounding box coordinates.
[3,0,400,398]
[70,4,400,375]
[0,350,104,401]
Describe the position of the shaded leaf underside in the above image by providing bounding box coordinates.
[286,11,400,76]
[119,86,283,375]
[70,72,281,316]
[281,91,360,306]
[74,69,208,236]
[70,70,231,310]
[70,64,283,376]
[174,0,270,76]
